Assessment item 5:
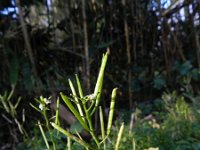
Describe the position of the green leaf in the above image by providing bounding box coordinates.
[60,93,89,131]
[173,61,192,75]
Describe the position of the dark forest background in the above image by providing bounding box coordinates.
[0,0,200,149]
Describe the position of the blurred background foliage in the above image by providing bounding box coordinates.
[0,0,200,149]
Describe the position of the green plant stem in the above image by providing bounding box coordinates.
[67,136,71,150]
[85,108,100,148]
[38,121,50,149]
[43,109,56,150]
[68,79,85,121]
[132,139,136,150]
[88,100,95,115]
[99,106,106,150]
[51,122,92,149]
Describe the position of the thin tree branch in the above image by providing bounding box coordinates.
[82,0,91,92]
[15,0,41,94]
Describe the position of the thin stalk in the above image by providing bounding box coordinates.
[88,100,95,114]
[132,139,136,150]
[67,136,71,150]
[81,0,91,93]
[131,0,137,62]
[88,126,100,148]
[122,0,132,107]
[15,0,41,94]
[107,88,117,136]
[51,122,92,149]
[68,79,85,121]
[115,123,125,150]
[43,109,56,150]
[85,108,100,148]
[38,121,50,150]
[99,106,106,150]
[14,118,24,135]
[7,88,14,101]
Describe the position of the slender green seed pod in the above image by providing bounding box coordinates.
[106,88,117,136]
[75,74,84,98]
[68,79,85,121]
[115,122,125,150]
[55,98,60,125]
[94,50,109,109]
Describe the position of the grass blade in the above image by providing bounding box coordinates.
[14,97,21,109]
[0,95,10,113]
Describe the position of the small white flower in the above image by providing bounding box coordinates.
[39,104,44,111]
[88,94,95,99]
[38,96,51,111]
[43,98,51,104]
[85,94,96,101]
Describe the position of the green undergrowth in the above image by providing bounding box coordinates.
[16,91,200,150]
[112,92,200,150]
